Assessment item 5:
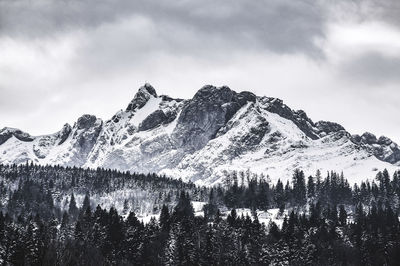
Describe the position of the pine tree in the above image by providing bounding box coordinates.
[159,204,170,232]
[81,193,91,212]
[26,218,46,266]
[307,175,315,198]
[227,209,237,227]
[124,211,143,264]
[339,205,347,226]
[292,169,307,205]
[164,223,179,266]
[69,193,78,219]
[0,213,5,264]
[122,199,129,215]
[7,224,26,265]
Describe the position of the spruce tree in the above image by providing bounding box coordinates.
[159,204,170,232]
[68,193,78,219]
[81,193,91,212]
[307,175,315,198]
[338,205,347,226]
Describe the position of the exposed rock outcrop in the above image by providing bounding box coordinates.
[126,83,157,111]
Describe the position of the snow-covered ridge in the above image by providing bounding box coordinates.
[0,83,399,185]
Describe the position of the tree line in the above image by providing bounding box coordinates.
[0,163,400,265]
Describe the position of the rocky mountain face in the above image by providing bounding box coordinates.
[0,84,399,185]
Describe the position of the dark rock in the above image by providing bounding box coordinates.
[111,114,120,123]
[385,148,400,164]
[76,115,98,130]
[239,117,269,146]
[267,131,282,144]
[58,124,72,145]
[290,141,309,149]
[223,91,256,122]
[264,98,319,140]
[351,132,400,165]
[236,91,257,106]
[296,110,308,120]
[139,110,177,131]
[222,102,242,122]
[14,132,34,142]
[316,121,345,134]
[352,134,362,143]
[172,85,255,151]
[0,127,34,145]
[328,130,351,141]
[69,117,103,165]
[0,133,11,146]
[378,136,392,146]
[161,95,184,102]
[126,83,157,111]
[143,83,157,97]
[361,132,377,144]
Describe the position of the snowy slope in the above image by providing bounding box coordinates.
[0,83,399,186]
[159,100,398,185]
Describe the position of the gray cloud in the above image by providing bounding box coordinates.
[0,0,326,56]
[359,0,400,28]
[339,52,400,86]
[327,0,400,27]
[2,0,400,57]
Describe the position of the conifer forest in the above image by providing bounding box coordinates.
[0,163,400,265]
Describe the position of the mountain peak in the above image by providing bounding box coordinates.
[126,83,158,112]
[0,127,33,145]
[76,114,101,130]
[141,83,157,97]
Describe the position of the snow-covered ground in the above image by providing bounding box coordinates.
[136,201,288,228]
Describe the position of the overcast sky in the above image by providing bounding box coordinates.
[0,0,399,142]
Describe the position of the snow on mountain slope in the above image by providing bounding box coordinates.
[0,83,399,185]
[160,100,398,185]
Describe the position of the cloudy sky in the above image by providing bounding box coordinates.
[0,0,399,142]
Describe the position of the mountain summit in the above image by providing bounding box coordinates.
[126,83,158,111]
[0,84,399,185]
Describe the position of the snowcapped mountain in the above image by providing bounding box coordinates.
[1,84,399,185]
